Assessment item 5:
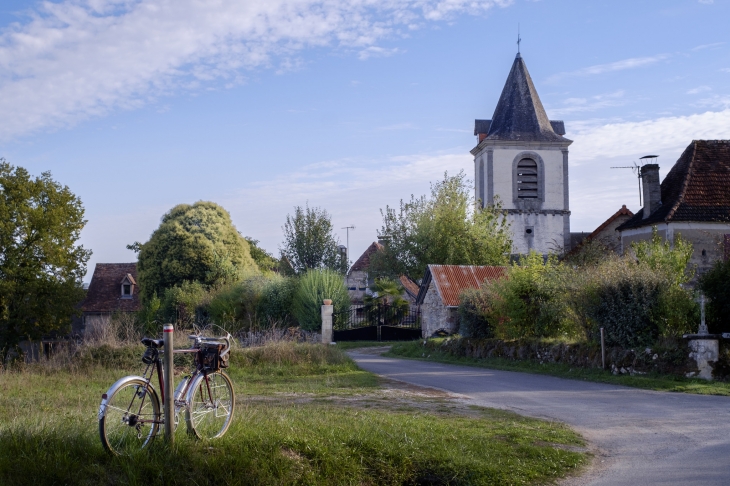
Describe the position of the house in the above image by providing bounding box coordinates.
[415,265,506,337]
[399,275,419,303]
[569,205,634,256]
[80,263,141,337]
[616,140,730,275]
[472,51,572,256]
[346,241,384,304]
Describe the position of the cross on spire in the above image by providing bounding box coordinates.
[517,24,521,54]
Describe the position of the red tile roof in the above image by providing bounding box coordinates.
[399,275,420,299]
[81,263,141,313]
[349,241,384,273]
[618,140,730,230]
[417,265,507,307]
[567,205,633,255]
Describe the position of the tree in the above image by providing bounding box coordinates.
[0,161,90,363]
[244,237,279,273]
[369,171,512,281]
[280,204,343,274]
[136,201,256,302]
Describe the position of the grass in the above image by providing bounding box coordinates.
[386,339,730,396]
[0,341,588,485]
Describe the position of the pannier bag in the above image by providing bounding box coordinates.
[196,343,229,371]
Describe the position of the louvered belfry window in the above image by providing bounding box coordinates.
[516,158,538,198]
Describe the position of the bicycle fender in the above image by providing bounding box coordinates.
[98,375,152,421]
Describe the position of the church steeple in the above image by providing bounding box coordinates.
[485,54,566,143]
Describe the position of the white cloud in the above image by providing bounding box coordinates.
[570,109,730,164]
[548,90,625,116]
[687,85,711,94]
[0,0,510,140]
[721,68,730,73]
[358,45,402,60]
[548,55,669,82]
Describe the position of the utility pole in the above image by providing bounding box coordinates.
[341,225,355,265]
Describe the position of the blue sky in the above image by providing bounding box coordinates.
[0,0,728,281]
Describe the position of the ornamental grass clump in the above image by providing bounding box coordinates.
[291,269,350,331]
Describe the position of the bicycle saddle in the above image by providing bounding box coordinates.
[141,337,164,348]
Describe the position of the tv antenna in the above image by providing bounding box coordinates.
[611,155,658,207]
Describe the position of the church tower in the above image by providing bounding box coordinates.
[471,52,572,255]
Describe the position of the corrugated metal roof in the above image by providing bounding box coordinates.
[428,265,507,307]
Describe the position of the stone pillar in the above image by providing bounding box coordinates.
[321,299,333,345]
[688,339,719,380]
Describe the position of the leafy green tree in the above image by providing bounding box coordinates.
[631,226,694,286]
[280,204,343,274]
[244,237,279,273]
[0,161,90,363]
[370,171,511,281]
[136,201,256,303]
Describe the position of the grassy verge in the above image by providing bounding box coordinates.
[0,341,588,485]
[333,340,397,351]
[386,339,730,396]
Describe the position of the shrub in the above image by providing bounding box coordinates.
[699,258,730,334]
[258,275,297,326]
[489,252,568,339]
[292,269,350,331]
[582,261,664,348]
[159,281,211,327]
[458,287,494,339]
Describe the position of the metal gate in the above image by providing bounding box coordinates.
[333,302,422,342]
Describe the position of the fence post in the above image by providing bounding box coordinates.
[600,327,606,370]
[321,299,333,344]
[163,324,174,443]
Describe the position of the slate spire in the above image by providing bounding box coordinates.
[486,53,566,142]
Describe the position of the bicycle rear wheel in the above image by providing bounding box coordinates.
[185,371,235,439]
[99,378,161,455]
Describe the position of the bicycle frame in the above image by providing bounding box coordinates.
[98,337,228,431]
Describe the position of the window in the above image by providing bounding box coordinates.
[123,284,131,296]
[516,158,538,198]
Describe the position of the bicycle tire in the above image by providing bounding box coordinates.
[99,378,161,455]
[185,370,235,440]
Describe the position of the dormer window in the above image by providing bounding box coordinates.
[120,273,136,299]
[516,158,538,198]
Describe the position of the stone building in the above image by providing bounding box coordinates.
[472,52,572,256]
[80,263,141,337]
[568,205,634,256]
[345,242,384,304]
[415,265,506,337]
[616,140,730,275]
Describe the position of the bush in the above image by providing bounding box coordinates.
[292,269,350,331]
[582,261,663,348]
[159,281,211,327]
[258,275,297,326]
[458,288,494,339]
[208,274,296,332]
[699,258,730,334]
[489,252,568,339]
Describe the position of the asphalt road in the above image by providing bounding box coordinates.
[348,350,730,486]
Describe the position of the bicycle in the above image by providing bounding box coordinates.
[98,331,236,455]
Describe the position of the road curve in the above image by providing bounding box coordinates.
[349,350,730,486]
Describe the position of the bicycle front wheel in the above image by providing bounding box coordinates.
[185,371,235,440]
[99,378,161,455]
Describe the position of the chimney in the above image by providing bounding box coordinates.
[640,164,661,219]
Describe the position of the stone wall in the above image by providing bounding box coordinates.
[420,282,457,337]
[420,337,725,378]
